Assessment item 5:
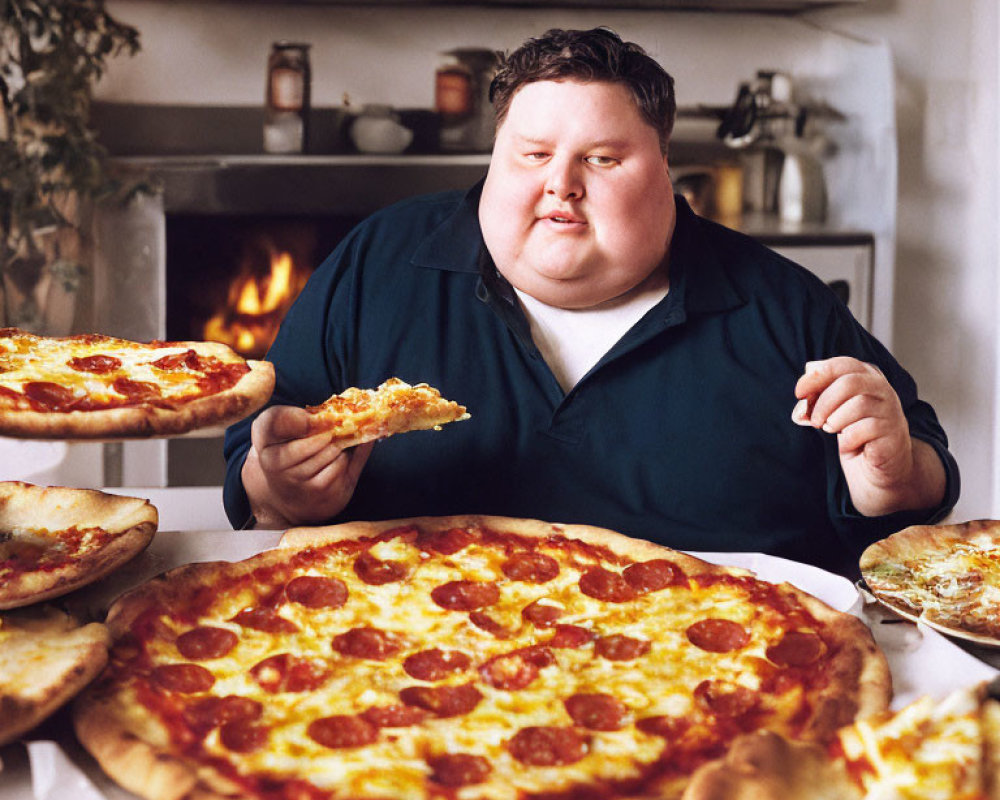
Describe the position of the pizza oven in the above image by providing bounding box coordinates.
[91,155,489,489]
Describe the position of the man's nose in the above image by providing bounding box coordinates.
[544,158,584,200]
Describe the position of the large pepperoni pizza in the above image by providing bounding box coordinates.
[73,515,890,800]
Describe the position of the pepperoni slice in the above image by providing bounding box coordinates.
[183,695,263,730]
[431,580,499,611]
[308,715,379,749]
[24,382,79,412]
[152,349,204,371]
[765,630,826,667]
[548,624,594,649]
[219,721,269,753]
[595,633,651,661]
[284,575,348,609]
[685,619,750,653]
[417,527,473,555]
[507,726,588,766]
[152,663,215,694]
[68,354,121,373]
[250,653,330,693]
[578,567,636,603]
[623,559,685,593]
[468,611,513,639]
[564,693,628,731]
[333,627,401,660]
[428,753,492,787]
[112,377,162,404]
[636,715,691,739]
[501,552,560,583]
[521,600,563,628]
[230,607,299,634]
[175,626,238,660]
[362,703,429,728]
[479,651,540,691]
[694,679,760,718]
[399,683,482,717]
[353,551,408,585]
[403,648,471,681]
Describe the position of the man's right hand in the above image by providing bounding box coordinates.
[241,405,374,529]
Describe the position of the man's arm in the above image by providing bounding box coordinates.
[793,357,947,517]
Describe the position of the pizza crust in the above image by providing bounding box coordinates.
[682,730,860,800]
[0,482,158,609]
[0,606,110,746]
[0,358,274,440]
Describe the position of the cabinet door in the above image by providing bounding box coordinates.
[770,244,873,330]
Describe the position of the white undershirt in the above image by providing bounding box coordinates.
[514,280,670,393]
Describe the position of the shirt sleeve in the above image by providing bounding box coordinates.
[822,304,961,553]
[222,233,358,528]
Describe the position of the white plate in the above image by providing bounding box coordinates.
[862,591,1000,650]
[687,551,860,613]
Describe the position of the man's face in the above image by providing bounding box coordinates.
[479,79,676,309]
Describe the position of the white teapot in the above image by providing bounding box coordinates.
[350,105,413,154]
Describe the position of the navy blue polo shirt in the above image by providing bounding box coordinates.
[224,185,959,578]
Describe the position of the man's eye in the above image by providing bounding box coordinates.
[525,152,549,161]
[585,155,618,166]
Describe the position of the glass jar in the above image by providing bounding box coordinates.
[264,42,311,154]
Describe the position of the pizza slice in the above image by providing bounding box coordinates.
[0,605,110,748]
[0,482,158,610]
[304,378,469,447]
[684,682,1000,800]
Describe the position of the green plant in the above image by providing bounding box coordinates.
[0,0,141,330]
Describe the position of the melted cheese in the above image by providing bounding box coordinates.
[112,531,830,799]
[869,536,1000,636]
[837,687,986,799]
[0,331,231,405]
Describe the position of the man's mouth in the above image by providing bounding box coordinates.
[542,212,585,225]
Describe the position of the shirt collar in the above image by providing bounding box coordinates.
[669,195,746,315]
[410,181,486,273]
[411,181,746,316]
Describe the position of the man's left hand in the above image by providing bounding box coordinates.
[793,357,946,516]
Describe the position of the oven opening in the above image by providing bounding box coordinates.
[166,214,359,357]
[162,213,360,486]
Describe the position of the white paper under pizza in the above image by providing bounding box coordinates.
[6,544,999,800]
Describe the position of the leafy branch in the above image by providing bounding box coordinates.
[0,0,142,327]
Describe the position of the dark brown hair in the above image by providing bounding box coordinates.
[489,27,676,152]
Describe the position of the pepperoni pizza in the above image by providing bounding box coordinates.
[73,515,890,800]
[304,377,469,447]
[0,327,274,438]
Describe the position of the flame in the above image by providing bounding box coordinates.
[203,248,308,359]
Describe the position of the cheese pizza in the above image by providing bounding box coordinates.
[0,327,274,438]
[74,515,889,800]
[304,378,469,447]
[861,519,1000,645]
[0,481,157,610]
[684,681,1000,799]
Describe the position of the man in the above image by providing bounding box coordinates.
[224,27,957,577]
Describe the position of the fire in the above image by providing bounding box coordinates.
[203,248,308,359]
